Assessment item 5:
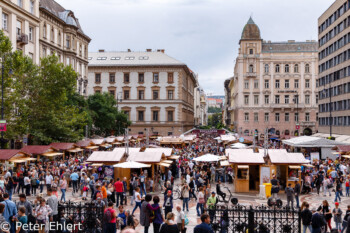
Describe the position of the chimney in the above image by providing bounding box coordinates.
[157,49,161,52]
[127,49,131,52]
[98,49,105,53]
[146,49,152,52]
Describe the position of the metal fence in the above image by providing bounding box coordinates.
[207,205,301,233]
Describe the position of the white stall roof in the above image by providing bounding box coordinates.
[144,148,173,157]
[283,136,349,148]
[226,149,265,164]
[268,149,308,164]
[86,151,125,163]
[128,151,163,163]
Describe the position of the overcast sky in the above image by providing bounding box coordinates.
[57,0,332,95]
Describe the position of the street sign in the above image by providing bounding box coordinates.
[239,137,244,143]
[296,125,300,130]
[0,120,6,132]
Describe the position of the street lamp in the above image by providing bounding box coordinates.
[1,54,13,149]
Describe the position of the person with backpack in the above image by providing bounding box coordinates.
[151,196,164,233]
[103,201,117,233]
[300,202,312,233]
[117,205,127,230]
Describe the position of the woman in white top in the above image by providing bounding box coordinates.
[131,187,142,215]
[0,176,5,192]
[196,186,205,217]
[35,199,52,233]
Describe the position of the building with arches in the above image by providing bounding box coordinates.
[232,17,318,138]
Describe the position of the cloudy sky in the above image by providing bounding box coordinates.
[57,0,331,95]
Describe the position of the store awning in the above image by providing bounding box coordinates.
[157,162,171,167]
[42,152,64,157]
[237,165,249,169]
[23,158,37,161]
[67,148,84,153]
[160,160,173,164]
[289,165,301,169]
[10,159,27,163]
[302,164,314,167]
[220,160,231,167]
[169,155,180,159]
[91,163,104,167]
[85,146,99,150]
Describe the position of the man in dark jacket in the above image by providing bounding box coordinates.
[301,203,312,233]
[194,213,214,233]
[311,207,324,233]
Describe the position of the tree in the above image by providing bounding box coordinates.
[87,93,131,136]
[208,107,222,114]
[208,113,223,129]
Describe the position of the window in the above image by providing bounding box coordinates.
[153,73,159,83]
[16,21,22,35]
[43,24,47,38]
[285,95,289,104]
[138,90,144,100]
[305,112,310,122]
[17,0,23,7]
[264,64,269,73]
[167,111,174,122]
[244,95,249,105]
[264,95,269,104]
[153,90,159,100]
[275,64,280,73]
[168,90,174,100]
[305,64,310,73]
[254,80,259,89]
[95,73,101,83]
[66,36,70,48]
[95,90,101,94]
[124,90,130,100]
[305,79,310,88]
[275,80,280,89]
[29,27,34,41]
[294,95,299,104]
[109,73,115,83]
[50,27,54,42]
[2,13,8,31]
[264,113,269,122]
[168,73,174,83]
[295,113,299,122]
[249,49,253,54]
[275,95,280,104]
[249,65,254,73]
[285,113,290,122]
[153,111,159,121]
[305,95,310,104]
[124,73,130,83]
[254,113,259,122]
[138,73,144,83]
[254,95,259,105]
[294,79,299,88]
[285,64,289,73]
[123,111,130,120]
[275,113,280,122]
[29,53,33,60]
[244,113,249,122]
[285,79,289,89]
[294,64,299,73]
[109,90,115,98]
[138,111,144,121]
[244,80,249,89]
[58,32,61,45]
[264,80,269,89]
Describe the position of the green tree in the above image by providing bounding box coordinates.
[208,107,222,114]
[208,113,223,129]
[87,93,131,136]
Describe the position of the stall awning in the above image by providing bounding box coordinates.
[85,146,99,150]
[113,142,123,145]
[237,165,249,169]
[10,159,27,163]
[67,148,84,153]
[302,164,314,167]
[220,160,231,167]
[157,162,171,167]
[160,160,173,164]
[169,155,180,159]
[23,158,37,161]
[42,152,64,157]
[100,144,112,148]
[342,155,350,159]
[91,163,104,167]
[289,165,301,169]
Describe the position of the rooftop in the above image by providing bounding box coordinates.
[241,17,261,41]
[262,41,317,53]
[88,50,185,67]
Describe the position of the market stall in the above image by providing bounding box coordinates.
[21,145,62,161]
[144,148,174,157]
[49,142,82,159]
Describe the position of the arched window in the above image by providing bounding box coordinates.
[285,64,289,73]
[305,64,310,73]
[275,64,280,73]
[294,64,299,73]
[43,24,47,38]
[264,64,269,73]
[50,27,54,42]
[249,64,254,73]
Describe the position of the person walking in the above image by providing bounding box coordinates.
[333,202,343,232]
[107,179,115,203]
[140,194,160,233]
[206,192,217,223]
[152,196,164,233]
[2,193,17,233]
[132,187,142,215]
[323,177,332,197]
[59,176,67,202]
[181,183,190,212]
[175,206,185,233]
[335,179,342,203]
[159,212,179,233]
[300,202,312,233]
[196,187,205,217]
[317,200,332,232]
[16,194,33,217]
[24,174,30,197]
[114,178,124,207]
[164,190,173,217]
[285,183,294,208]
[194,213,214,233]
[103,201,117,233]
[47,187,58,230]
[294,181,301,208]
[89,176,96,199]
[140,171,147,197]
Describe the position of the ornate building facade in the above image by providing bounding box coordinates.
[233,17,318,138]
[87,49,197,136]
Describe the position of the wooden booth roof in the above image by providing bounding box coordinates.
[268,149,308,164]
[226,149,265,164]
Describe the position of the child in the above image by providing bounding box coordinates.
[16,206,28,233]
[149,178,154,193]
[333,202,343,231]
[82,185,89,201]
[346,179,350,197]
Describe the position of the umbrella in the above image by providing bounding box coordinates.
[230,143,247,149]
[193,154,220,162]
[113,161,151,168]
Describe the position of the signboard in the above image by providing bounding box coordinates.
[239,137,244,143]
[310,152,320,161]
[296,125,300,130]
[0,120,6,132]
[260,166,270,184]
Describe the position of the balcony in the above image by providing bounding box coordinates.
[17,33,29,45]
[300,121,316,127]
[244,72,257,78]
[228,106,235,111]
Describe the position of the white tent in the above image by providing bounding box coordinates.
[193,154,220,162]
[282,136,350,148]
[113,161,151,168]
[230,143,247,149]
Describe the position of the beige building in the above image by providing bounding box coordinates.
[317,0,350,136]
[224,77,235,130]
[0,0,40,63]
[233,17,318,138]
[194,86,207,126]
[39,0,91,96]
[87,49,197,136]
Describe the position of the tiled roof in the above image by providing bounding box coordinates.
[49,143,76,150]
[0,150,24,160]
[241,17,261,40]
[76,140,92,147]
[21,145,53,155]
[88,51,185,67]
[337,145,350,152]
[262,42,317,53]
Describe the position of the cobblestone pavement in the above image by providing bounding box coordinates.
[12,182,350,232]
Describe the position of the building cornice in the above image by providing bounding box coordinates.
[2,0,40,22]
